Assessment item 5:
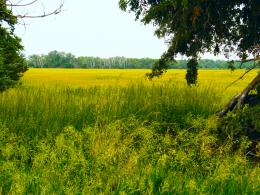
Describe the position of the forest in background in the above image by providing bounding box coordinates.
[27,51,254,69]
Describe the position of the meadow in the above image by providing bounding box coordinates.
[0,69,259,194]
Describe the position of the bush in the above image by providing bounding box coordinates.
[217,105,260,158]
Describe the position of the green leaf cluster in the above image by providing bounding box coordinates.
[0,1,27,92]
[120,0,260,83]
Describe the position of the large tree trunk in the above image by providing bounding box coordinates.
[217,73,260,117]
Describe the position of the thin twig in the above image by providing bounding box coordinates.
[16,2,64,18]
[6,0,38,7]
[225,66,257,89]
[2,0,64,19]
[225,59,259,89]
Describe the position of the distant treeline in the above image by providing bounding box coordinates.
[27,51,252,69]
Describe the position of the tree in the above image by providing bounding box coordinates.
[119,0,260,115]
[0,1,27,91]
[0,0,63,92]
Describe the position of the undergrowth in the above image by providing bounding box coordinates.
[0,117,259,194]
[0,83,259,194]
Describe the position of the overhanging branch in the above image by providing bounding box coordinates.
[225,56,260,89]
[3,0,64,19]
[15,1,64,18]
[6,0,38,7]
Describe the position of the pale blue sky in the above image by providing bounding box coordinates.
[14,0,223,59]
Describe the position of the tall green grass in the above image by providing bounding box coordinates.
[0,82,259,194]
[0,83,222,137]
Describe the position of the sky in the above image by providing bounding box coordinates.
[14,0,224,59]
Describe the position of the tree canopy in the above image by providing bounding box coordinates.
[119,0,260,84]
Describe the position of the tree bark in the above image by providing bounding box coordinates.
[217,73,260,117]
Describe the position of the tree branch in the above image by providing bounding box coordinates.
[2,0,64,19]
[225,64,259,89]
[6,0,38,7]
[225,57,260,89]
[15,1,64,18]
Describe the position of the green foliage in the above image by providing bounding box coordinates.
[228,60,236,71]
[27,51,255,69]
[120,0,260,84]
[0,116,259,194]
[186,58,198,85]
[0,1,27,92]
[217,105,260,157]
[256,84,260,94]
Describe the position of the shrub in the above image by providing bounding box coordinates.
[218,105,260,158]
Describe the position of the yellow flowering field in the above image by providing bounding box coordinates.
[0,68,259,194]
[23,68,258,95]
